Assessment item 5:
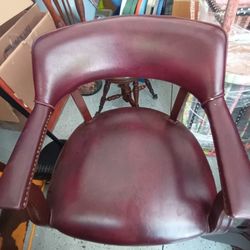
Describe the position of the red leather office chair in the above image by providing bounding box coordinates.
[0,16,249,248]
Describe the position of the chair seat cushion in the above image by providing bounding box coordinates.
[48,107,217,245]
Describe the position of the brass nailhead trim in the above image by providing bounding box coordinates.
[22,111,52,207]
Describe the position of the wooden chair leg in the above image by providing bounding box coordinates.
[120,83,136,107]
[133,81,139,108]
[96,80,111,114]
[26,184,50,226]
[144,79,158,99]
[71,90,92,122]
[170,87,188,121]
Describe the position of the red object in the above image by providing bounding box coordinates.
[135,0,143,15]
[223,0,240,32]
[0,16,249,247]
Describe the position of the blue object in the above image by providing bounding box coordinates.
[111,0,122,7]
[139,0,148,15]
[157,0,164,15]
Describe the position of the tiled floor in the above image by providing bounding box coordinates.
[0,80,235,249]
[24,226,231,250]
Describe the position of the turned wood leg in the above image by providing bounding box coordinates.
[96,80,111,114]
[144,79,158,99]
[120,83,136,107]
[133,81,139,108]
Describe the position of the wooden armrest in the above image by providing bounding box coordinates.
[205,97,250,219]
[0,104,53,209]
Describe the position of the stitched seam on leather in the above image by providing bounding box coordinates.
[22,111,52,208]
[201,93,224,107]
[35,100,55,110]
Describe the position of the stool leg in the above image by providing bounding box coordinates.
[133,81,139,108]
[121,83,136,107]
[96,80,111,114]
[144,79,158,99]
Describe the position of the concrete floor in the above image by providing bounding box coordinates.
[1,80,234,249]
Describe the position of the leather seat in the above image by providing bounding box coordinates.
[48,107,217,244]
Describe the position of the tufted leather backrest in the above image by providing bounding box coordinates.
[32,16,227,107]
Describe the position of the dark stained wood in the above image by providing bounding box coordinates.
[170,87,188,121]
[26,184,50,226]
[133,81,139,108]
[121,83,135,106]
[97,78,155,114]
[106,93,122,101]
[47,95,69,131]
[71,90,92,122]
[75,0,85,22]
[144,79,158,99]
[44,0,84,26]
[96,80,111,115]
[50,0,66,27]
[66,0,77,24]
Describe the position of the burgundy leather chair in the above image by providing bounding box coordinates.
[0,16,250,248]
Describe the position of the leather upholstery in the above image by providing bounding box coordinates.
[48,108,217,244]
[204,97,250,218]
[0,17,249,245]
[32,16,227,106]
[0,104,52,209]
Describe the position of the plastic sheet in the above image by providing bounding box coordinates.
[198,0,250,29]
[182,4,250,152]
[182,82,250,152]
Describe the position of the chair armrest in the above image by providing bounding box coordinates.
[204,97,250,219]
[0,104,53,209]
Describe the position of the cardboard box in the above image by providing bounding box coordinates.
[0,0,33,36]
[172,0,199,19]
[0,98,19,123]
[0,5,56,125]
[0,5,44,64]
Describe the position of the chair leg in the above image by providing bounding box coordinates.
[144,79,158,99]
[133,81,139,108]
[120,83,136,107]
[26,184,50,226]
[96,80,111,114]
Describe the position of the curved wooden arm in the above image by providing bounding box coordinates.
[0,104,53,209]
[204,97,250,219]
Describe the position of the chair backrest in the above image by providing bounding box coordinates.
[42,0,86,27]
[32,16,227,107]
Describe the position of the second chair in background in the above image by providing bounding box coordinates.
[97,77,158,114]
[42,0,157,111]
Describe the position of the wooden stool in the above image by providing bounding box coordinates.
[96,78,157,114]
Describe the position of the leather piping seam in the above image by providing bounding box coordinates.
[201,93,224,107]
[35,100,55,110]
[22,111,52,208]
